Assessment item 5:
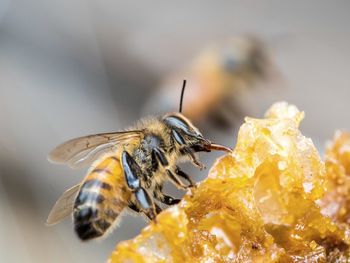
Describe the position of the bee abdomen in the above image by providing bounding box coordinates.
[73,157,129,241]
[74,183,117,240]
[74,211,114,241]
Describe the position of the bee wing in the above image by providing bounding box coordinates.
[46,184,81,226]
[48,131,143,169]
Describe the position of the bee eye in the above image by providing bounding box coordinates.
[164,116,191,134]
[164,115,203,142]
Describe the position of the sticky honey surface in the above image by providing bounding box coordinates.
[108,102,350,263]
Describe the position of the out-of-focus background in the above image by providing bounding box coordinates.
[1,1,350,262]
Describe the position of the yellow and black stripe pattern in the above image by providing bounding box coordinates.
[73,156,131,241]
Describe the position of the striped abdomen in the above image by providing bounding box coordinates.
[73,156,131,241]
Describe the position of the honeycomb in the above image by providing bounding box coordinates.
[108,102,350,263]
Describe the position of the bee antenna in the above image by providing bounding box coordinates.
[179,79,186,113]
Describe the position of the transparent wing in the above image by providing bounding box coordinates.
[46,184,81,226]
[48,131,142,169]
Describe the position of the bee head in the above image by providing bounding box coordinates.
[162,80,232,154]
[162,112,212,152]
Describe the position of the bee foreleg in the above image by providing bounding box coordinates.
[171,129,205,170]
[175,167,196,187]
[166,169,188,190]
[153,185,181,205]
[182,148,206,170]
[129,201,162,216]
[154,203,162,214]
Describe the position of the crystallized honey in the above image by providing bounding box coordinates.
[108,102,350,263]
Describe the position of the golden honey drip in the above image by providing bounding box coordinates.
[108,102,350,263]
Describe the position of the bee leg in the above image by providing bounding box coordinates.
[121,151,142,190]
[166,169,189,190]
[171,130,205,170]
[155,203,162,214]
[152,148,169,167]
[175,167,196,187]
[128,203,141,213]
[129,201,162,217]
[122,151,157,220]
[135,187,157,220]
[154,185,181,205]
[183,149,206,170]
[158,194,181,205]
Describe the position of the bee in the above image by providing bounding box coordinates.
[46,80,231,241]
[145,36,280,128]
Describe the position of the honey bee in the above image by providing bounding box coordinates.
[145,36,280,128]
[46,80,231,241]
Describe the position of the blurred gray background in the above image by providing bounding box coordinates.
[0,1,350,262]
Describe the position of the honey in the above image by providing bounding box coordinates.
[109,102,350,263]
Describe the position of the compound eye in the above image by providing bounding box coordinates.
[164,116,191,133]
[164,115,205,141]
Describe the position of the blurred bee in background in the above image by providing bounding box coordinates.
[144,36,281,129]
[46,80,231,241]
